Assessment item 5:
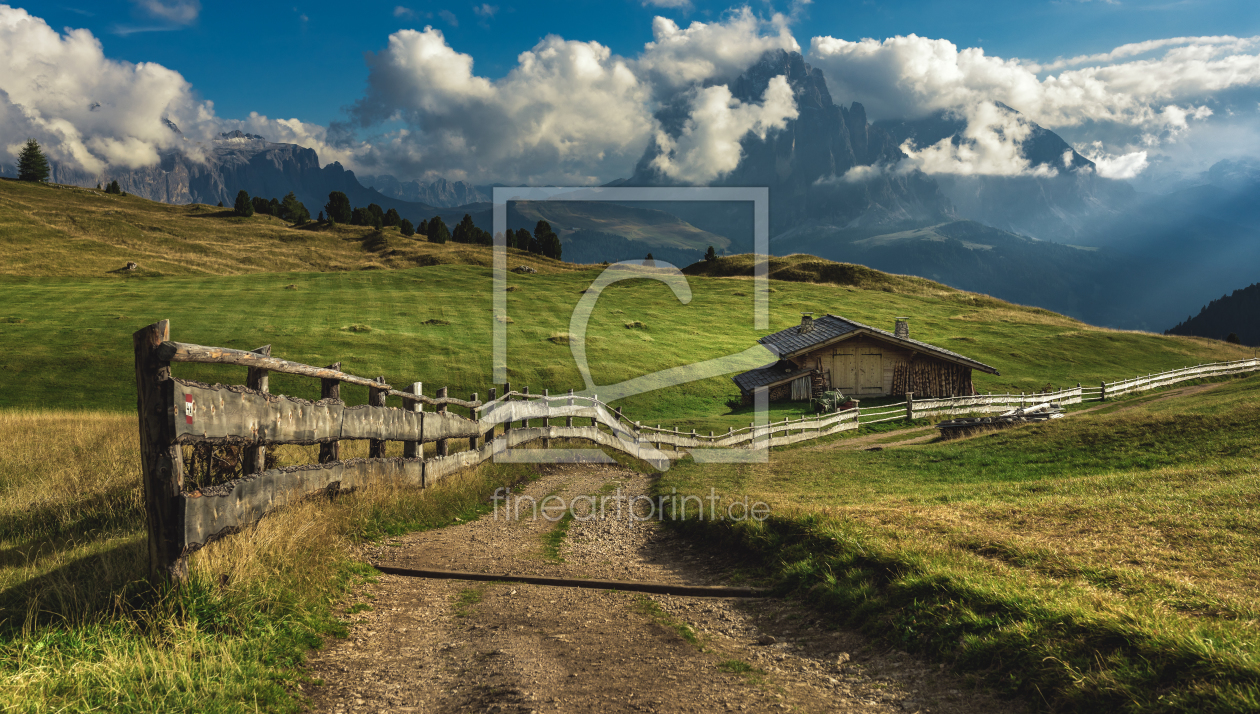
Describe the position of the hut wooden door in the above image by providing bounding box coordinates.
[859,352,883,395]
[831,350,856,393]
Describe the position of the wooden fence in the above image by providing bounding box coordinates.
[135,319,1260,583]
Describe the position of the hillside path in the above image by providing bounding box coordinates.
[304,464,1023,714]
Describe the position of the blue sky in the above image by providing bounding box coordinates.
[6,1,1260,185]
[38,1,1259,126]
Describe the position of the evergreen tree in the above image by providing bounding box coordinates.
[427,216,449,244]
[324,191,352,223]
[104,180,122,195]
[418,219,429,236]
[532,220,554,255]
[96,183,101,190]
[1227,333,1241,344]
[17,139,50,182]
[383,208,401,227]
[281,192,310,223]
[516,228,532,251]
[369,209,383,230]
[400,218,415,237]
[218,201,224,208]
[453,213,477,243]
[252,196,270,215]
[540,232,562,260]
[350,207,370,226]
[234,190,254,217]
[268,197,282,216]
[704,245,717,262]
[317,210,324,222]
[644,252,654,265]
[367,203,384,225]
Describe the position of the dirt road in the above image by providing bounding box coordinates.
[305,464,1022,713]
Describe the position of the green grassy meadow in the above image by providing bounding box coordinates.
[4,180,1260,712]
[1,261,1252,430]
[659,374,1260,712]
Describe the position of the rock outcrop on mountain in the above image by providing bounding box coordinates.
[359,175,489,207]
[876,107,1136,243]
[42,131,443,223]
[625,49,954,235]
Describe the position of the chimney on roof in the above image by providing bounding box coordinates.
[894,317,909,339]
[799,313,816,334]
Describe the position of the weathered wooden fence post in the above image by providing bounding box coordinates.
[403,382,422,458]
[369,377,387,458]
[905,391,914,422]
[483,387,496,446]
[566,389,574,428]
[319,362,341,463]
[503,381,512,434]
[134,319,187,585]
[542,388,550,449]
[521,386,529,430]
[436,386,449,457]
[1100,380,1107,402]
[244,344,271,474]
[469,393,479,451]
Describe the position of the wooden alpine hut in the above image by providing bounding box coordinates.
[733,314,999,403]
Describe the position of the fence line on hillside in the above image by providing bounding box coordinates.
[134,318,1260,584]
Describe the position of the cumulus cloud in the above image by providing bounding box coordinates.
[808,33,1260,177]
[348,26,653,184]
[634,8,799,96]
[900,103,1058,177]
[649,74,798,183]
[0,6,217,173]
[1084,145,1150,179]
[642,0,693,10]
[132,0,200,24]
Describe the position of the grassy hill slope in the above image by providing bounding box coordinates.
[660,372,1260,711]
[0,178,566,277]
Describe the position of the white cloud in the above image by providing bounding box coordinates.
[649,75,798,183]
[642,0,693,10]
[348,26,653,184]
[438,9,458,27]
[635,8,799,96]
[807,33,1260,177]
[132,0,200,24]
[393,6,415,18]
[1086,148,1149,179]
[0,6,216,173]
[903,104,1061,177]
[473,4,498,19]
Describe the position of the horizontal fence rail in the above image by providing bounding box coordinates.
[134,319,1260,584]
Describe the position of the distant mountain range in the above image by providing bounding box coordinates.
[357,175,491,207]
[25,51,1258,337]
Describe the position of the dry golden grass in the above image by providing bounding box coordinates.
[0,409,527,712]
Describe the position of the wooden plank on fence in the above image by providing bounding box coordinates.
[174,380,345,445]
[342,403,423,443]
[135,320,188,583]
[426,410,482,441]
[161,341,389,390]
[182,458,424,548]
[403,382,422,458]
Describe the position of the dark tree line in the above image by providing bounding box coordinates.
[503,220,561,259]
[231,189,310,223]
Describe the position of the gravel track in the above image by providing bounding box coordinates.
[305,464,1023,713]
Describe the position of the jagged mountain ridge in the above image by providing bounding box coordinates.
[625,49,954,235]
[359,175,490,208]
[40,130,446,224]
